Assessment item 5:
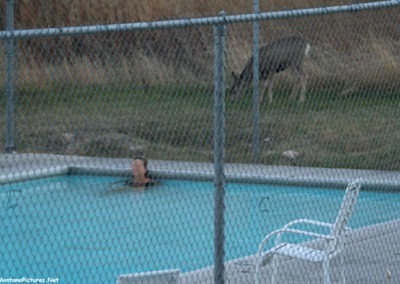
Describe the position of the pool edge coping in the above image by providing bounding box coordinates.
[0,153,399,190]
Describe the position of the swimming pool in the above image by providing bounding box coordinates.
[1,174,399,283]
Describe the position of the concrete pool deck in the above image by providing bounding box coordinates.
[1,153,400,283]
[180,219,400,283]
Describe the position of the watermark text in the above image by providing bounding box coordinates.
[0,277,59,283]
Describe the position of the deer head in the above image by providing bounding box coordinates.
[229,36,310,103]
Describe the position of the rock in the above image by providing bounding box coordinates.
[62,133,75,143]
[282,150,300,160]
[263,136,272,144]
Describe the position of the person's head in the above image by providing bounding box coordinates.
[134,156,147,167]
[132,157,150,182]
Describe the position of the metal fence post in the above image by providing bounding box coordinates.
[5,0,15,152]
[252,0,260,161]
[213,11,227,284]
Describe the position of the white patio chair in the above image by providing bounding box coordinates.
[116,269,181,284]
[255,179,361,284]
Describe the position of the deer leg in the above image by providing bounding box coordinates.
[290,77,299,100]
[299,72,308,103]
[290,69,302,100]
[261,75,275,103]
[259,78,268,104]
[268,76,275,103]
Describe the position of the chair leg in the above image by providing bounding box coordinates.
[323,258,331,284]
[271,255,278,284]
[340,253,346,284]
[254,259,261,284]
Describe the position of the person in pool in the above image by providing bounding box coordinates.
[126,157,158,188]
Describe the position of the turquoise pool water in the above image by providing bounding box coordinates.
[1,175,399,283]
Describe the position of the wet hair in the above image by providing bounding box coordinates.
[133,156,148,168]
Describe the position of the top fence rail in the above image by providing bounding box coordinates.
[0,0,399,39]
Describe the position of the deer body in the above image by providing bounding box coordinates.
[230,36,311,103]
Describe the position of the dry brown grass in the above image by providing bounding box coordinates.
[1,0,327,27]
[1,0,386,28]
[0,1,398,92]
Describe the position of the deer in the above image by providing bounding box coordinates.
[229,36,311,103]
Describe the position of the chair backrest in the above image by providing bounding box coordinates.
[328,179,361,252]
[116,269,181,284]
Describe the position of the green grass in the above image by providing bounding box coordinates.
[1,84,399,171]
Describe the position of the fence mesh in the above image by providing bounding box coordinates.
[1,2,400,284]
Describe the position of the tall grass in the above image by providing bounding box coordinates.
[0,2,397,91]
[3,0,341,27]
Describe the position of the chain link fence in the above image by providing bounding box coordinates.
[1,1,400,283]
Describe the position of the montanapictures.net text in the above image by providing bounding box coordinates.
[0,278,59,283]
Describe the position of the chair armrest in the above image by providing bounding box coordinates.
[283,228,335,240]
[257,218,352,256]
[282,219,334,230]
[257,227,334,255]
[282,219,352,236]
